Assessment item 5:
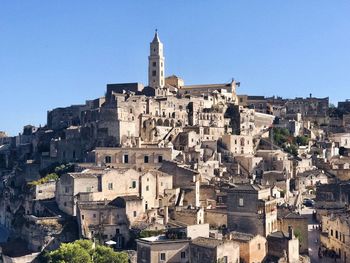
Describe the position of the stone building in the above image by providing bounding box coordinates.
[94,147,173,171]
[190,237,240,263]
[320,212,350,262]
[221,134,254,155]
[227,184,278,237]
[266,226,299,263]
[277,209,308,254]
[136,224,209,263]
[56,167,172,216]
[228,231,267,263]
[77,196,144,248]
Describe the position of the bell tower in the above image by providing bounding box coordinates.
[148,30,165,88]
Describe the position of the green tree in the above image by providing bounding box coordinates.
[295,136,309,146]
[294,228,304,243]
[45,240,128,263]
[93,246,128,263]
[47,242,92,263]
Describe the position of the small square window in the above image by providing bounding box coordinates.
[144,156,149,163]
[152,70,156,77]
[158,155,163,163]
[152,62,156,67]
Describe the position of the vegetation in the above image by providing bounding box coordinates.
[44,239,128,263]
[29,163,75,187]
[294,228,304,243]
[272,127,309,156]
[28,173,59,186]
[139,229,164,238]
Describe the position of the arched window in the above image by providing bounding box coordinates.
[240,138,245,146]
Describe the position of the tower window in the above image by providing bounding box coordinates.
[152,70,156,77]
[161,71,163,77]
[153,62,156,67]
[123,154,129,163]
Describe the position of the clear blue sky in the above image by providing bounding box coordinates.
[1,1,350,135]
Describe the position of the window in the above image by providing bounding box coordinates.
[152,61,156,67]
[152,70,156,77]
[160,253,166,261]
[105,156,112,163]
[181,251,186,259]
[258,243,261,250]
[239,198,244,207]
[108,183,113,190]
[132,181,137,189]
[144,156,149,163]
[158,155,163,163]
[81,215,84,220]
[64,202,67,206]
[133,211,137,217]
[123,154,129,163]
[146,185,149,191]
[93,214,96,218]
[65,187,69,193]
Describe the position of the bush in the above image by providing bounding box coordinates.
[28,173,59,186]
[45,239,128,263]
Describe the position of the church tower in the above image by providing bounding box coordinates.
[148,30,165,88]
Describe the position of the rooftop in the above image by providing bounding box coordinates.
[229,231,255,242]
[191,237,233,249]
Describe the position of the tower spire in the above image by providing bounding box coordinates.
[148,31,165,88]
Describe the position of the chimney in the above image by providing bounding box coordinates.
[195,179,200,208]
[288,225,294,239]
[164,206,169,225]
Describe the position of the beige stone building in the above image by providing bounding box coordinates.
[137,224,209,263]
[56,167,172,216]
[228,231,267,263]
[221,134,254,155]
[321,212,350,262]
[190,237,240,263]
[94,147,173,171]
